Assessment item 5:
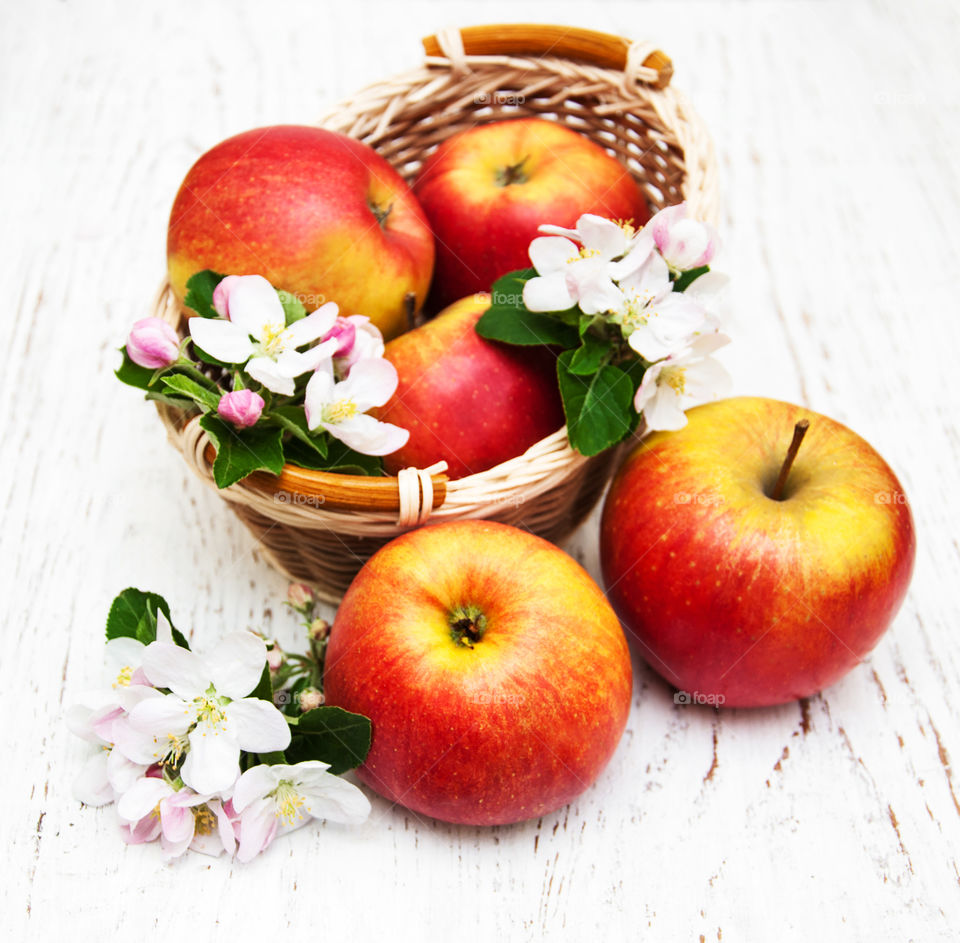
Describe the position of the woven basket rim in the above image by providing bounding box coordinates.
[154,25,718,525]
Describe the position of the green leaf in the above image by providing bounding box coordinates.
[476,305,579,348]
[673,265,710,293]
[475,269,579,348]
[115,350,158,391]
[183,270,225,319]
[284,706,372,775]
[278,289,306,325]
[567,331,610,376]
[161,375,221,411]
[557,351,636,456]
[255,751,288,766]
[283,437,383,476]
[105,588,190,649]
[269,405,328,458]
[249,661,273,703]
[200,413,286,488]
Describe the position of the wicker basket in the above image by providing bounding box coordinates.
[152,24,719,602]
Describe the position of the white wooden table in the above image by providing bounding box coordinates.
[3,1,958,939]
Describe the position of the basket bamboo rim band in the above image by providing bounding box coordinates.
[423,24,673,89]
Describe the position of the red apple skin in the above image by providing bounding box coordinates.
[413,118,650,311]
[376,293,565,479]
[167,125,434,340]
[600,397,916,708]
[323,520,632,826]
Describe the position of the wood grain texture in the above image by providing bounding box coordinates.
[1,0,958,940]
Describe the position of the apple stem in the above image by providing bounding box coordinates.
[496,156,529,187]
[770,419,810,501]
[449,605,487,649]
[404,292,420,331]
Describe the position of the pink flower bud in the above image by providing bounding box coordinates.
[127,318,180,369]
[308,618,330,641]
[217,389,264,429]
[648,202,719,271]
[298,688,325,712]
[266,644,284,672]
[322,318,357,358]
[212,275,244,318]
[287,583,316,608]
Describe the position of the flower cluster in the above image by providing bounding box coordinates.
[67,589,371,862]
[118,273,408,488]
[522,204,730,433]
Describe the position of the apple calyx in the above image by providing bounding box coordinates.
[495,157,530,187]
[768,419,810,501]
[449,604,487,649]
[367,198,394,228]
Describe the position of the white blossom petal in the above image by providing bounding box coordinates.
[575,214,628,259]
[231,765,282,813]
[117,776,173,822]
[205,632,268,700]
[106,747,147,795]
[141,642,209,698]
[155,611,175,645]
[128,693,194,737]
[73,751,114,806]
[285,302,339,347]
[188,318,254,364]
[179,722,241,794]
[300,773,371,825]
[297,337,339,373]
[338,358,399,411]
[324,414,409,456]
[225,275,285,337]
[522,272,576,313]
[236,798,279,863]
[304,368,336,431]
[528,235,578,275]
[537,223,580,241]
[245,356,295,395]
[225,698,292,753]
[643,382,688,431]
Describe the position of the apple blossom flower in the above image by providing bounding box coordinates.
[127,318,180,369]
[612,250,713,362]
[231,761,370,863]
[66,620,176,804]
[217,389,265,429]
[188,274,339,395]
[633,332,732,431]
[523,214,633,315]
[304,359,409,456]
[117,776,237,859]
[120,632,291,794]
[317,315,387,378]
[646,202,719,272]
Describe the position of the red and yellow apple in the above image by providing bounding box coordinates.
[375,293,565,479]
[323,520,633,825]
[167,124,434,340]
[600,397,916,708]
[413,118,650,311]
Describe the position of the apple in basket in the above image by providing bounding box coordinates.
[413,117,650,311]
[323,520,633,825]
[167,125,435,340]
[600,397,916,708]
[374,293,565,479]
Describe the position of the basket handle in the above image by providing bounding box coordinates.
[422,24,673,89]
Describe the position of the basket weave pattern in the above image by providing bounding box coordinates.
[152,25,719,602]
